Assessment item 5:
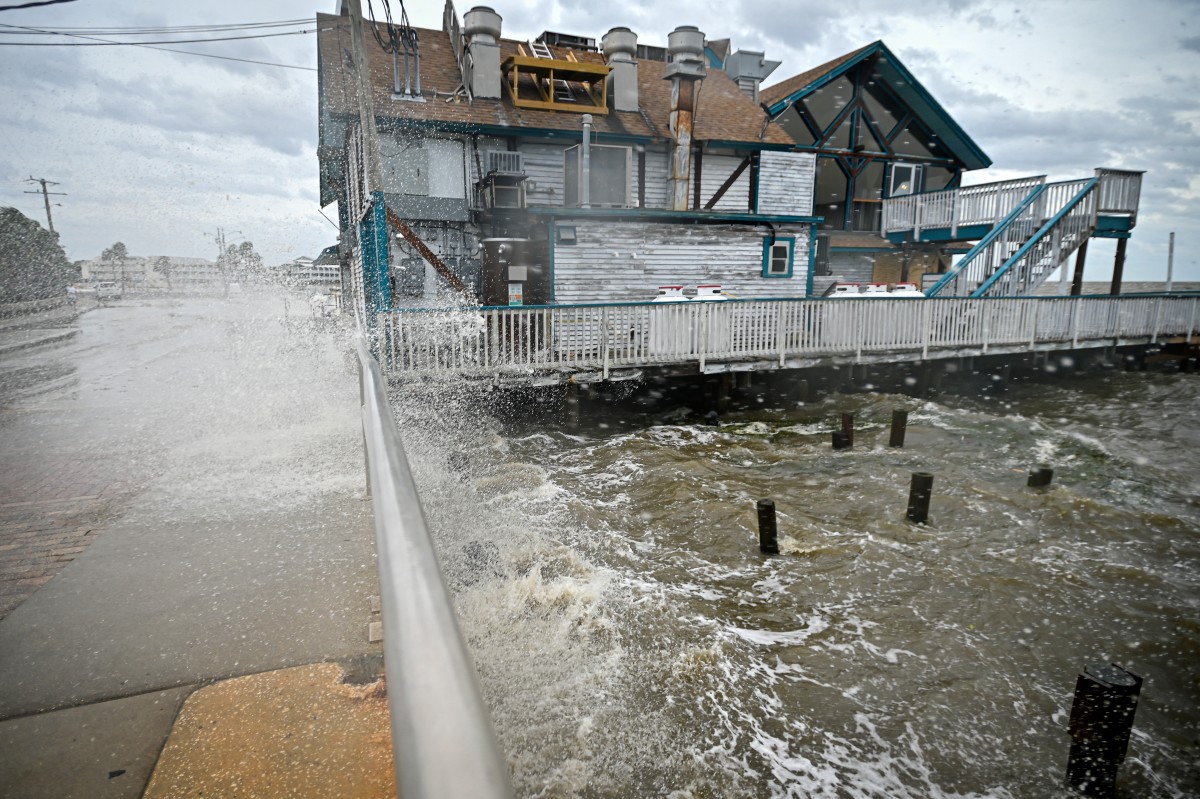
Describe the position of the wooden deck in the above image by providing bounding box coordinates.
[378,294,1199,383]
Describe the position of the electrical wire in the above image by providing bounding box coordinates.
[0,0,79,11]
[0,21,319,70]
[0,18,313,35]
[0,27,319,45]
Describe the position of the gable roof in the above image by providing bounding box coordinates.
[760,41,990,170]
[317,13,791,148]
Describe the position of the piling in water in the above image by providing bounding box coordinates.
[889,410,908,448]
[1065,663,1141,798]
[1028,466,1054,488]
[756,499,779,555]
[831,430,851,450]
[906,472,934,524]
[841,413,855,447]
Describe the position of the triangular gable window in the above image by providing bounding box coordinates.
[856,114,887,153]
[826,114,853,150]
[861,79,902,139]
[776,103,817,147]
[889,119,950,160]
[802,75,854,133]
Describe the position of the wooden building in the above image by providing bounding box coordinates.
[318,1,1143,340]
[318,2,821,314]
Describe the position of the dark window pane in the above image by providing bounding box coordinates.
[826,115,853,150]
[890,120,950,160]
[802,75,854,133]
[856,116,887,153]
[776,103,816,146]
[862,79,901,138]
[816,157,848,230]
[924,167,956,192]
[854,161,885,199]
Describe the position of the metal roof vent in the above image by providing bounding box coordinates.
[664,25,706,79]
[602,27,639,112]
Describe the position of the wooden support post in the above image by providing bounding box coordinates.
[840,412,855,447]
[756,499,779,555]
[1109,238,1128,296]
[889,410,908,448]
[905,472,934,524]
[1065,664,1142,798]
[1071,238,1089,296]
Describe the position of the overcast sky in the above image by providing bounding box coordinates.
[0,0,1195,281]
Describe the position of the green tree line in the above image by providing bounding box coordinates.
[0,207,76,302]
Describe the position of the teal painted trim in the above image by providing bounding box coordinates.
[806,224,817,297]
[765,41,882,115]
[358,192,392,325]
[348,113,655,145]
[872,42,991,169]
[706,139,794,151]
[1095,215,1134,233]
[762,235,797,278]
[1092,230,1132,240]
[526,206,821,224]
[926,184,1046,297]
[971,179,1098,298]
[704,46,725,68]
[885,222,994,245]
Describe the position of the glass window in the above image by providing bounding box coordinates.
[890,120,950,160]
[826,115,853,150]
[924,167,957,192]
[856,115,887,153]
[889,163,921,197]
[862,79,901,138]
[802,75,854,133]
[775,104,817,146]
[816,157,849,230]
[854,161,885,199]
[762,236,795,278]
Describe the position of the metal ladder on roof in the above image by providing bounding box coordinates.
[528,39,577,102]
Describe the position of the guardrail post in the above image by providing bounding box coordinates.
[906,472,934,524]
[601,306,610,380]
[1151,296,1162,343]
[756,499,779,555]
[1071,300,1081,349]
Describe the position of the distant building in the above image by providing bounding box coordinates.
[80,255,222,292]
[276,254,341,287]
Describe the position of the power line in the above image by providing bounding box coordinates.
[0,19,313,35]
[0,0,79,11]
[0,27,320,45]
[0,21,320,70]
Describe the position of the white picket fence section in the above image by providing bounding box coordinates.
[378,295,1199,379]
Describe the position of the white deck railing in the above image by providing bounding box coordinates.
[378,295,1199,379]
[882,176,1046,238]
[1094,168,1143,222]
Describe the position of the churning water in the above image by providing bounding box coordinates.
[394,365,1199,798]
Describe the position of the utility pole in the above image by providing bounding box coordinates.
[345,0,384,193]
[24,176,66,234]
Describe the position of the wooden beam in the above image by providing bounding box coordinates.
[1110,237,1127,296]
[704,156,751,210]
[1070,238,1088,296]
[384,206,474,300]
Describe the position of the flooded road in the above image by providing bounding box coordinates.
[398,365,1200,797]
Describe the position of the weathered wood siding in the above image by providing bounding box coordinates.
[698,153,751,211]
[756,151,816,215]
[642,146,671,209]
[552,220,811,303]
[520,142,569,207]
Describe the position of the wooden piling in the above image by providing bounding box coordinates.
[756,499,779,555]
[889,410,908,448]
[905,472,933,524]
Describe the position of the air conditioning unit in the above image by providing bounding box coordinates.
[486,150,524,174]
[488,179,526,209]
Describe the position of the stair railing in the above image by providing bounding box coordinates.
[973,178,1099,298]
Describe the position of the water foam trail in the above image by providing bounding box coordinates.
[390,370,1200,797]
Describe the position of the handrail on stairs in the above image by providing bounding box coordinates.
[972,177,1099,298]
[925,183,1047,298]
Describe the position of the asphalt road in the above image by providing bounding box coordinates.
[0,293,379,720]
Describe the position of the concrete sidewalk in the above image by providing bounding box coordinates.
[0,295,389,797]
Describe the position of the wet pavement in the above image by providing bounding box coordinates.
[0,294,387,797]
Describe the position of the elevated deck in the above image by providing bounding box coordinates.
[378,293,1197,384]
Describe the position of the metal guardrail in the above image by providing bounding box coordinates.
[354,336,513,799]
